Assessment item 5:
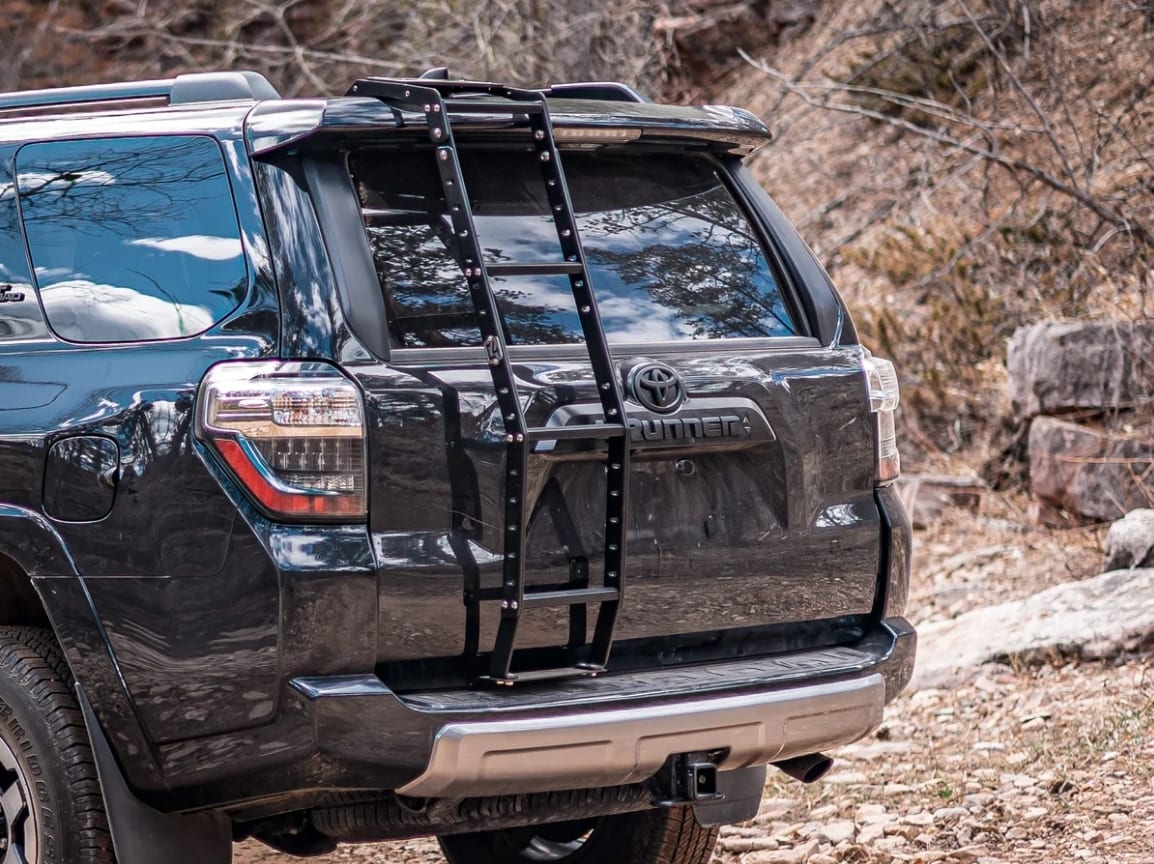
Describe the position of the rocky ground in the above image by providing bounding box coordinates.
[234,493,1154,864]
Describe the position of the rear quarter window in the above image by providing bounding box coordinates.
[351,147,799,348]
[16,135,247,343]
[0,165,48,343]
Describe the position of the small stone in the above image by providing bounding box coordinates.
[858,823,886,844]
[933,807,969,821]
[951,845,989,863]
[855,803,889,822]
[904,811,935,826]
[818,820,855,845]
[882,783,914,795]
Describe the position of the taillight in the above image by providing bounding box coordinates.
[863,353,901,485]
[196,361,366,520]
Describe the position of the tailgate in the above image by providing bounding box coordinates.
[355,344,880,683]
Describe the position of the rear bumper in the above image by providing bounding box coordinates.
[398,675,883,798]
[289,617,914,800]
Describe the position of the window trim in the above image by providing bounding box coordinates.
[389,336,824,368]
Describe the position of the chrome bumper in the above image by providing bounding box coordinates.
[397,673,885,798]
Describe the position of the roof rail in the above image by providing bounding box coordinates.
[0,71,280,114]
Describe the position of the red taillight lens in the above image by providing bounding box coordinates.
[196,361,367,520]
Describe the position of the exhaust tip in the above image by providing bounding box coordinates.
[773,753,834,784]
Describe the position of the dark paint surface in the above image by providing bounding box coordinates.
[43,435,120,522]
[0,97,913,813]
[351,345,880,675]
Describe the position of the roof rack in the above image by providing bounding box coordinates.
[0,71,280,114]
[542,82,650,103]
[413,67,649,104]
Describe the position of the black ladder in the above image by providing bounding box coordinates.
[349,78,630,685]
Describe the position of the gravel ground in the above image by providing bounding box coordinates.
[235,496,1152,864]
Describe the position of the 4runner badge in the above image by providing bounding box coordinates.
[0,284,25,303]
[624,360,684,414]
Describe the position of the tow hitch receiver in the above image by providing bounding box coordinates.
[653,753,725,806]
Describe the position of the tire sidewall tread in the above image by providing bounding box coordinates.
[0,626,113,864]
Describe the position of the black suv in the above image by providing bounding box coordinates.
[0,70,914,864]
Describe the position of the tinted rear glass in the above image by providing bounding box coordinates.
[16,136,246,343]
[351,148,798,347]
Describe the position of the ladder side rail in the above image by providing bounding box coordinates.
[523,103,631,669]
[377,81,532,681]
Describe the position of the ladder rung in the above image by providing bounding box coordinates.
[522,587,619,608]
[486,262,585,278]
[526,424,626,442]
[444,99,545,115]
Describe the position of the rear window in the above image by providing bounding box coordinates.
[351,147,798,348]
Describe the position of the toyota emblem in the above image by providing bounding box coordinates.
[624,360,684,414]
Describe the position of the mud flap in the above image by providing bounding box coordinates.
[77,686,233,864]
[691,764,767,827]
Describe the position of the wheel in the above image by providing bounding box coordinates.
[0,626,113,864]
[437,807,718,864]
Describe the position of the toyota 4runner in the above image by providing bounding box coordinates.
[0,70,914,864]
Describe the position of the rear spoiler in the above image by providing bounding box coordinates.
[246,94,772,158]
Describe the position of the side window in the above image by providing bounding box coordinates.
[16,136,247,343]
[0,161,49,342]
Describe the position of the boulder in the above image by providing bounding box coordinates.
[1008,320,1154,418]
[1103,509,1154,571]
[911,568,1154,689]
[1028,416,1154,525]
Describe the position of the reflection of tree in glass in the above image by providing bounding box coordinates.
[353,145,797,346]
[578,189,795,339]
[15,136,247,342]
[365,219,579,347]
[17,137,229,240]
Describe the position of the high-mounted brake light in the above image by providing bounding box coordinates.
[196,361,367,520]
[863,353,901,485]
[552,126,641,143]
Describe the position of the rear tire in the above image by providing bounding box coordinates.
[0,626,114,864]
[437,806,718,864]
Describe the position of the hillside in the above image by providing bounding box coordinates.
[725,1,1154,473]
[8,0,1148,477]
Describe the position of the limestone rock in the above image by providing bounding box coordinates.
[1104,509,1154,571]
[911,568,1154,689]
[1028,416,1154,525]
[1008,320,1154,418]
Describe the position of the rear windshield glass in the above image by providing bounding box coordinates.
[351,147,798,347]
